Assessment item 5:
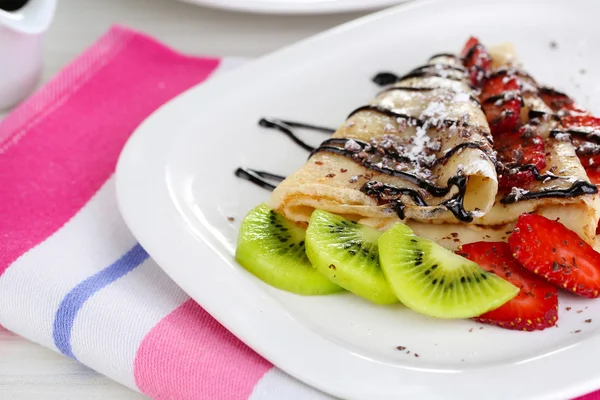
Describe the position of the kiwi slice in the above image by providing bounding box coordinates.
[379,223,519,318]
[235,204,342,295]
[305,210,397,304]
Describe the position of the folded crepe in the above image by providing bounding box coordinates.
[270,54,498,226]
[465,44,600,243]
[269,43,600,247]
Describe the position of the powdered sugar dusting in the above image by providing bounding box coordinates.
[509,187,529,201]
[553,132,571,142]
[344,139,362,152]
[452,92,470,103]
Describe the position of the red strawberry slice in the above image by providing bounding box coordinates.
[480,72,520,102]
[539,87,588,115]
[461,37,491,87]
[572,135,600,168]
[578,154,600,170]
[458,242,558,331]
[495,126,546,189]
[481,72,522,135]
[586,167,600,186]
[508,213,600,298]
[562,114,600,136]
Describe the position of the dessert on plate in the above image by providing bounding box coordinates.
[235,37,600,332]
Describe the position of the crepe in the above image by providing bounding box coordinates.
[270,42,600,245]
[270,54,498,226]
[407,44,600,246]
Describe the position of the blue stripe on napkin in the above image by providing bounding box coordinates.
[52,243,149,359]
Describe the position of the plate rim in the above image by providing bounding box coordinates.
[116,1,600,399]
[179,0,407,15]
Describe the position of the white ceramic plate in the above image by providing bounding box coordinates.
[116,1,600,399]
[179,0,406,14]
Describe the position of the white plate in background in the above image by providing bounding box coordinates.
[116,1,600,399]
[180,0,407,14]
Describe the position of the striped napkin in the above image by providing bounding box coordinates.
[0,24,596,400]
[0,25,329,400]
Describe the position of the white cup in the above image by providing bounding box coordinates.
[0,0,57,111]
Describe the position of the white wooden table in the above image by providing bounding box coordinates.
[0,0,366,398]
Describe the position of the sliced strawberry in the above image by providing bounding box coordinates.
[539,87,588,114]
[481,72,522,135]
[495,126,546,189]
[458,242,558,331]
[480,72,520,102]
[508,214,600,298]
[577,154,600,169]
[572,136,600,168]
[586,166,600,186]
[562,114,600,136]
[461,37,491,87]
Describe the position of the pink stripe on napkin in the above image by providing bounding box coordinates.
[578,392,600,399]
[134,300,272,399]
[0,26,220,276]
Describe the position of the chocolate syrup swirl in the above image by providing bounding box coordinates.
[551,127,600,143]
[483,93,525,107]
[538,86,567,98]
[372,62,466,88]
[360,176,471,221]
[501,180,597,204]
[528,109,561,122]
[398,68,466,83]
[506,164,559,183]
[308,137,482,222]
[259,118,335,152]
[373,72,400,86]
[347,104,493,144]
[312,138,493,170]
[235,119,335,190]
[489,68,536,82]
[411,63,467,74]
[235,168,285,191]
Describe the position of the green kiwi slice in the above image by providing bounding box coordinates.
[235,204,342,295]
[379,223,519,318]
[305,210,397,305]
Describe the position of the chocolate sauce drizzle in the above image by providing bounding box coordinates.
[372,62,466,87]
[240,114,484,222]
[258,117,335,152]
[551,127,600,143]
[235,119,335,190]
[483,93,525,108]
[235,168,285,191]
[360,176,470,221]
[501,180,597,204]
[489,68,536,82]
[312,137,492,170]
[372,72,400,86]
[397,68,466,83]
[307,137,481,222]
[528,109,561,122]
[347,104,493,144]
[235,59,598,222]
